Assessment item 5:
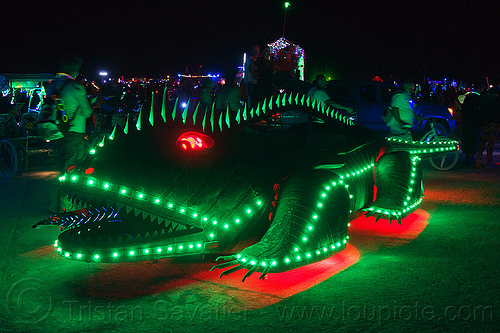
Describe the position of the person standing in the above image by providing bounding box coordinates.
[243,44,260,109]
[48,55,95,212]
[460,91,481,164]
[476,83,500,167]
[251,46,275,108]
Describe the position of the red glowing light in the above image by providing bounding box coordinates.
[176,132,214,150]
[84,167,95,175]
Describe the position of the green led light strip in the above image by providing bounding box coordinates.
[385,137,459,155]
[366,155,422,218]
[60,174,265,242]
[233,237,350,269]
[53,239,208,263]
[231,161,376,270]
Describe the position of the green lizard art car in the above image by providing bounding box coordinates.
[34,92,458,281]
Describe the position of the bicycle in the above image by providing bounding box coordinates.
[418,118,459,171]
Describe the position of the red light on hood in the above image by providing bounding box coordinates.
[176,132,214,150]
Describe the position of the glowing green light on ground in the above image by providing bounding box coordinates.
[285,258,290,263]
[193,213,198,218]
[144,249,149,253]
[94,254,99,259]
[246,209,251,214]
[308,226,313,230]
[138,193,144,199]
[213,221,217,225]
[90,149,96,154]
[313,215,318,219]
[180,208,185,213]
[88,180,93,185]
[76,254,82,258]
[64,252,70,257]
[168,203,173,208]
[71,176,77,181]
[271,261,277,266]
[179,245,183,250]
[104,183,109,189]
[157,248,162,253]
[209,233,214,238]
[130,251,135,255]
[189,244,194,249]
[224,224,229,229]
[257,201,262,206]
[168,247,173,251]
[121,189,127,194]
[113,252,118,257]
[197,243,202,248]
[155,198,160,203]
[235,219,240,223]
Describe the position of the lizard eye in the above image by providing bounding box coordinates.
[176,132,214,150]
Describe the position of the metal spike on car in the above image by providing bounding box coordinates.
[182,100,189,124]
[136,105,142,130]
[193,102,199,125]
[225,104,231,128]
[161,86,167,123]
[124,114,129,134]
[172,97,178,121]
[149,91,154,126]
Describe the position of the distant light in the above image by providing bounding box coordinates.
[181,102,187,108]
[284,2,291,8]
[99,71,108,76]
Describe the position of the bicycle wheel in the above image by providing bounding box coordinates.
[0,139,18,179]
[426,137,459,171]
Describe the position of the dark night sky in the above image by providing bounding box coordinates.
[1,0,498,83]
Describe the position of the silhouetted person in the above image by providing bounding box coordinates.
[476,84,500,167]
[47,55,95,213]
[251,46,275,108]
[243,44,260,108]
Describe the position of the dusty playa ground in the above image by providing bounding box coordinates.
[1,150,499,332]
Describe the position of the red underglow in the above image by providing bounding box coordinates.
[191,243,359,299]
[176,131,214,150]
[350,209,429,239]
[26,209,430,309]
[84,167,95,175]
[348,209,430,252]
[68,244,359,306]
